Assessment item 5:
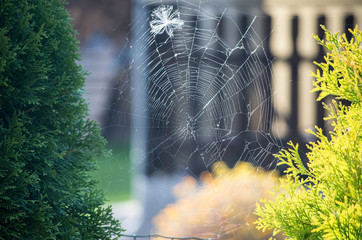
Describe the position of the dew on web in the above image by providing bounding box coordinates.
[105,0,284,239]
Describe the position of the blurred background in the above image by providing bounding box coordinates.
[66,0,362,236]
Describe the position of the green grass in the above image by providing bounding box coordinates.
[91,146,131,203]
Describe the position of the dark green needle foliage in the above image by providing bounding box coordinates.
[0,0,123,239]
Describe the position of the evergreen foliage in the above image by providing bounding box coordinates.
[255,25,362,239]
[0,0,123,239]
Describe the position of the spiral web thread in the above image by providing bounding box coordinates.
[104,0,284,238]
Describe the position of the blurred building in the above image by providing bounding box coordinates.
[67,0,130,45]
[67,0,132,144]
[67,0,362,152]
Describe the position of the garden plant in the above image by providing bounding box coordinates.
[255,25,362,240]
[153,162,283,239]
[0,0,123,239]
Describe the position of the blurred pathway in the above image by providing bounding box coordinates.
[111,173,185,235]
[111,200,143,234]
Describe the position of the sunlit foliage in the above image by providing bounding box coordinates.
[255,25,362,240]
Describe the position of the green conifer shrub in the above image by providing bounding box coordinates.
[255,25,362,240]
[0,0,123,239]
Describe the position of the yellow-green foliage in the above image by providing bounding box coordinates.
[255,25,362,240]
[153,162,283,240]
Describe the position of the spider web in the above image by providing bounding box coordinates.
[99,0,285,238]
